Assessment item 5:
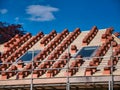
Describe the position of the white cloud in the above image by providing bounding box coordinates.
[26,5,59,21]
[0,9,8,14]
[14,17,24,25]
[15,17,19,22]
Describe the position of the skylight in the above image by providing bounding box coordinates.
[18,50,41,62]
[75,46,98,58]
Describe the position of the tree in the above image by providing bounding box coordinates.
[0,22,26,44]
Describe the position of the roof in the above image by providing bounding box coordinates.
[0,26,120,89]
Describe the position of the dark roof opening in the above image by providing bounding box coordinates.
[18,50,41,62]
[75,46,98,58]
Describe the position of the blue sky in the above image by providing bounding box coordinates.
[0,0,120,35]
